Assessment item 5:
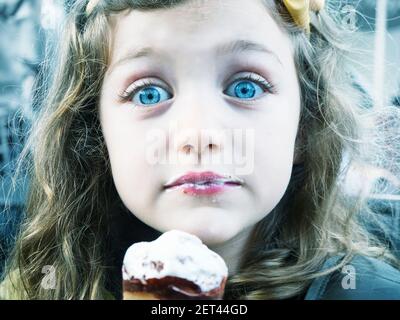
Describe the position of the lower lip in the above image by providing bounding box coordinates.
[165,182,242,196]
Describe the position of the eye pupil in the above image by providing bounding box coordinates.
[139,87,161,104]
[234,81,256,99]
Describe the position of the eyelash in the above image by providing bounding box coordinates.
[229,73,275,95]
[118,79,162,102]
[118,74,275,103]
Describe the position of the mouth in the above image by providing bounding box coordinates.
[163,171,244,196]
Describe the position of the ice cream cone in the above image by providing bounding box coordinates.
[122,230,228,300]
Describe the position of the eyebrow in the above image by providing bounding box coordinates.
[215,39,282,65]
[108,39,282,73]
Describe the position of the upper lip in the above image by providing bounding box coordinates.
[163,171,244,189]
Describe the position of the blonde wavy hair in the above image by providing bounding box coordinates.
[2,0,399,299]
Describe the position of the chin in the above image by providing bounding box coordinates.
[164,209,242,246]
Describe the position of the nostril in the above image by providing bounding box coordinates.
[182,144,193,155]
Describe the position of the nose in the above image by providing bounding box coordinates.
[178,130,221,161]
[169,92,225,164]
[175,127,223,164]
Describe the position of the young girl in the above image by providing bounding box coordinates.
[1,0,400,299]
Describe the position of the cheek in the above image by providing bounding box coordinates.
[100,108,159,216]
[253,135,295,206]
[250,101,300,211]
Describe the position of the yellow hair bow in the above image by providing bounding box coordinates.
[282,0,325,34]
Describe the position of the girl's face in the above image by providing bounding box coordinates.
[100,0,300,246]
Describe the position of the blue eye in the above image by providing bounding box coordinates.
[122,75,272,106]
[224,77,272,100]
[132,85,172,106]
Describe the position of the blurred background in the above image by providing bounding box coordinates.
[0,0,399,274]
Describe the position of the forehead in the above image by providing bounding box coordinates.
[108,0,292,66]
